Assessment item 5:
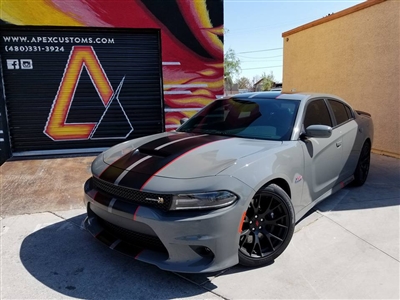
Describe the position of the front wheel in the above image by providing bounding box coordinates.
[239,184,295,267]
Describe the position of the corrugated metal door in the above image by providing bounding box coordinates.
[0,58,11,165]
[0,93,8,164]
[0,26,164,156]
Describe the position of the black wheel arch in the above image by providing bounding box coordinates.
[357,137,371,159]
[364,138,372,149]
[262,178,291,198]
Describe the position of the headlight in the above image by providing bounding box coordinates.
[170,191,238,210]
[103,141,135,164]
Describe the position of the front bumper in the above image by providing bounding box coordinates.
[83,177,253,273]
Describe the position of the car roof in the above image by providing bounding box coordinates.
[229,91,344,103]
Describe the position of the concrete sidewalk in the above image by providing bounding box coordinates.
[1,154,399,299]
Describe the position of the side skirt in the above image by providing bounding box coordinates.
[294,175,354,222]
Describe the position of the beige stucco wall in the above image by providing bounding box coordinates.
[282,0,400,157]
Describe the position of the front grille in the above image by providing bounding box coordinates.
[92,176,173,211]
[97,216,168,253]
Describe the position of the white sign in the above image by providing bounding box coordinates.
[20,59,33,69]
[6,59,19,69]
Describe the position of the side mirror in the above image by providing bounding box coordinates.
[304,125,332,138]
[180,118,189,125]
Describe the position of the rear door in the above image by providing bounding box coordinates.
[327,99,358,180]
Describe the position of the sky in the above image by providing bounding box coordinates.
[224,0,364,83]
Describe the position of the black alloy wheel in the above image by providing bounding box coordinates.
[239,184,295,267]
[353,141,371,186]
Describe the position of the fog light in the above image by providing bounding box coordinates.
[190,246,215,258]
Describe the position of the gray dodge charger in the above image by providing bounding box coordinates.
[84,92,373,273]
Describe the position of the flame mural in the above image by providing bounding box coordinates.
[0,0,224,131]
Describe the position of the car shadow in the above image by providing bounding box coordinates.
[19,155,399,296]
[173,259,276,286]
[317,153,400,212]
[19,214,218,299]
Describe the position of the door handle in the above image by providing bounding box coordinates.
[336,141,342,148]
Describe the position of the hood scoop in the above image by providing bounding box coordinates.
[138,147,170,158]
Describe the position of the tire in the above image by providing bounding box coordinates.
[353,141,371,186]
[238,184,295,268]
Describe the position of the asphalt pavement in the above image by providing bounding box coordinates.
[0,153,399,299]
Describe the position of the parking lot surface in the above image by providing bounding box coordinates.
[1,153,399,299]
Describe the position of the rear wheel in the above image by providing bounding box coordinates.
[353,141,371,186]
[239,184,295,267]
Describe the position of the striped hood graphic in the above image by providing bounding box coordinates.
[98,132,280,190]
[99,132,230,188]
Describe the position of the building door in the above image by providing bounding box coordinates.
[0,26,164,157]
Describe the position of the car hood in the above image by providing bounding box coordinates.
[101,132,283,179]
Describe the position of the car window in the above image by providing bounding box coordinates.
[303,99,332,128]
[328,100,351,125]
[344,105,353,119]
[177,98,300,141]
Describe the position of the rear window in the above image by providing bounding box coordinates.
[345,105,353,119]
[329,100,351,126]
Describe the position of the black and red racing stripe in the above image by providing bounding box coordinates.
[117,134,232,190]
[99,133,200,182]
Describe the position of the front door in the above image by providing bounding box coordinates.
[301,99,343,203]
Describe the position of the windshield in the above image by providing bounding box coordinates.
[177,98,300,141]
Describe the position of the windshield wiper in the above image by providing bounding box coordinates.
[177,128,192,133]
[197,129,237,137]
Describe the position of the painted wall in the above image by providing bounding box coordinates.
[282,0,399,157]
[0,0,224,131]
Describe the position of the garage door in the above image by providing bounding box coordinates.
[0,26,164,156]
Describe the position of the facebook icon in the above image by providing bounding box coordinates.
[6,59,19,69]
